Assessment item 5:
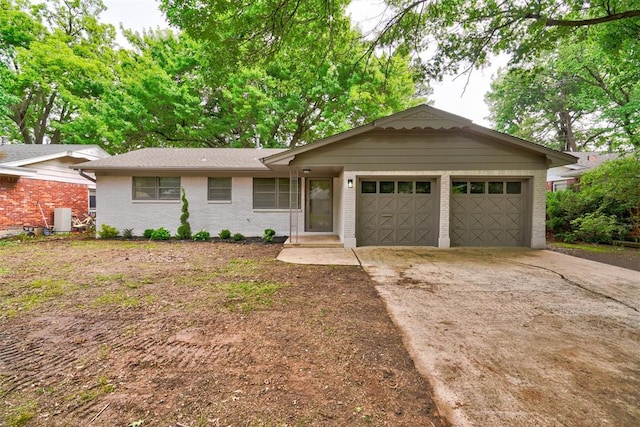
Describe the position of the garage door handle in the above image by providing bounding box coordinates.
[381,214,393,217]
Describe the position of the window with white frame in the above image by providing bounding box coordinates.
[253,178,300,209]
[133,177,180,200]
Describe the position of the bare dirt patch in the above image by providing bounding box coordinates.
[0,238,448,426]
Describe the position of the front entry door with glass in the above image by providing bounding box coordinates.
[306,178,332,232]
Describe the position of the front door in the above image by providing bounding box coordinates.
[306,178,332,232]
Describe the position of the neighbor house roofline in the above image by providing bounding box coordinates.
[0,144,109,168]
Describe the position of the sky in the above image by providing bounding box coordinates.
[101,0,496,126]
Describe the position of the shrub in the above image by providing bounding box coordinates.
[122,228,134,239]
[143,229,154,238]
[546,189,584,234]
[193,230,210,241]
[232,232,245,241]
[219,229,231,239]
[98,224,119,239]
[263,228,276,242]
[176,188,192,240]
[570,213,629,244]
[150,227,171,240]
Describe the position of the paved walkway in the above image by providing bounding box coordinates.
[276,247,360,265]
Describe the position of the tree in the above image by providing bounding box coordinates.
[85,29,216,152]
[162,0,640,78]
[161,0,423,148]
[0,0,116,144]
[487,18,639,152]
[176,187,192,239]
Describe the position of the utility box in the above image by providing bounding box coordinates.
[54,208,72,233]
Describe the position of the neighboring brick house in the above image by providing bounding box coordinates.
[74,105,576,248]
[0,144,110,233]
[546,152,621,192]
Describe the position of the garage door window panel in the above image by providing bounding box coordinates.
[361,181,377,193]
[452,182,467,194]
[507,182,522,194]
[380,181,395,194]
[470,182,485,194]
[416,181,431,194]
[488,182,504,194]
[398,181,413,194]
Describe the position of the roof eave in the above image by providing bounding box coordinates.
[5,149,107,167]
[0,166,38,177]
[466,125,577,167]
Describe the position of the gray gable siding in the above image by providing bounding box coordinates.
[289,129,548,171]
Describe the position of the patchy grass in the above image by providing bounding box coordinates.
[91,290,153,308]
[551,242,626,253]
[217,281,286,312]
[3,401,36,427]
[68,376,115,405]
[1,279,76,318]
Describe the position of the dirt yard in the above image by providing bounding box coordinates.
[0,238,448,427]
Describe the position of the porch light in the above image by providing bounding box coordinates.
[347,179,353,188]
[302,168,311,175]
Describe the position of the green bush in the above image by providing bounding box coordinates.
[176,188,192,240]
[546,190,584,234]
[218,229,231,239]
[150,227,171,240]
[193,230,210,241]
[232,232,245,241]
[98,224,119,239]
[143,229,154,238]
[262,228,276,242]
[122,228,134,239]
[570,213,629,244]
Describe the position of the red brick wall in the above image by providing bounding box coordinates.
[0,177,89,231]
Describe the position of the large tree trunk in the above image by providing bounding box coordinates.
[33,91,57,144]
[557,109,578,152]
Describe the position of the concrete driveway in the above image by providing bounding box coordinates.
[354,247,640,426]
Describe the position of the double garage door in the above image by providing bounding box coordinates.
[357,178,526,247]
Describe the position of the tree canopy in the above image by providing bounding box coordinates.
[486,10,639,152]
[0,0,422,151]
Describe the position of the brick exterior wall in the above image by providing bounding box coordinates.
[0,177,89,231]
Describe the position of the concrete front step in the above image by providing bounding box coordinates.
[284,235,344,248]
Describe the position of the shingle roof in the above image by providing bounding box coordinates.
[72,148,287,171]
[0,144,103,164]
[560,152,623,177]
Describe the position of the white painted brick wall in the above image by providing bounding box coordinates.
[96,175,303,238]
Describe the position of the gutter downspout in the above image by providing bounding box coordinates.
[78,169,96,183]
